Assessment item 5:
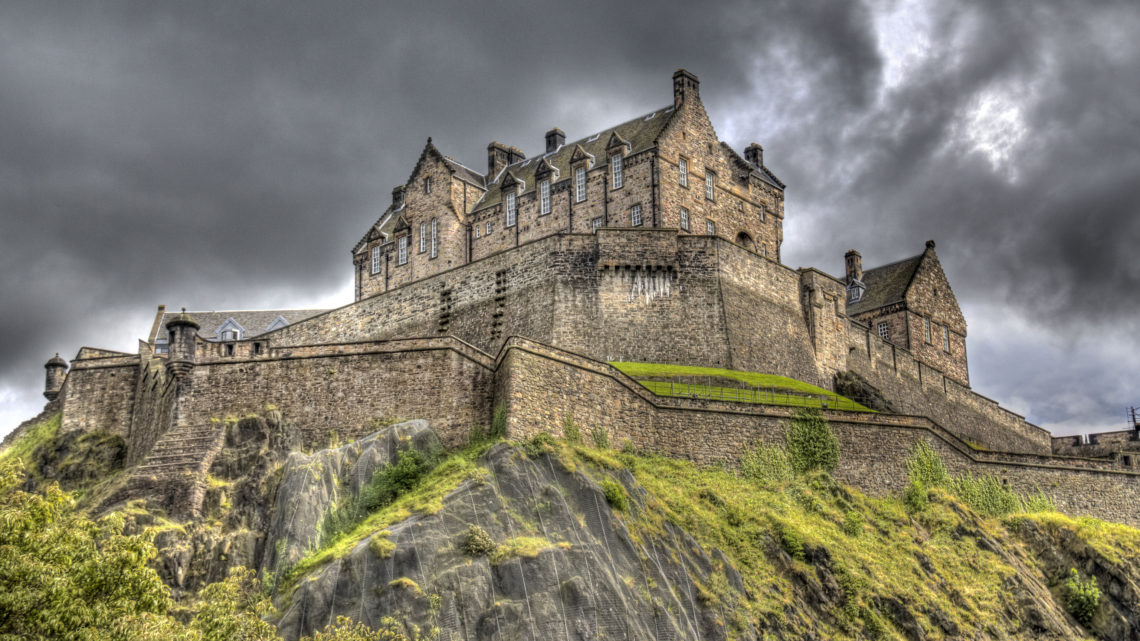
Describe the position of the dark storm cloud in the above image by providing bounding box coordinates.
[1,0,1136,435]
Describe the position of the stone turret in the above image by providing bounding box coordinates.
[165,308,200,380]
[44,353,67,401]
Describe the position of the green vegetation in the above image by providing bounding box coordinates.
[0,412,60,466]
[1065,568,1100,626]
[490,536,568,564]
[459,524,496,557]
[561,414,581,444]
[904,441,1056,517]
[609,362,871,412]
[590,425,610,450]
[490,405,508,438]
[304,616,438,641]
[601,478,627,511]
[785,409,839,474]
[739,442,794,484]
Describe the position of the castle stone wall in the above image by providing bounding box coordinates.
[60,354,139,436]
[175,338,494,449]
[124,349,176,466]
[496,339,1140,526]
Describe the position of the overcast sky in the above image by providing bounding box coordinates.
[2,0,1138,438]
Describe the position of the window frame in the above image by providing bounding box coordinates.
[592,217,603,232]
[539,179,551,215]
[942,325,950,353]
[575,166,586,202]
[706,219,716,235]
[370,245,381,275]
[423,177,431,194]
[680,207,690,231]
[878,322,889,341]
[419,222,427,253]
[505,191,517,227]
[923,317,932,343]
[631,204,642,227]
[430,218,438,258]
[679,157,688,187]
[705,170,715,200]
[398,236,408,265]
[611,154,623,189]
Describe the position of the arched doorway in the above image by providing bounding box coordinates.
[735,231,754,251]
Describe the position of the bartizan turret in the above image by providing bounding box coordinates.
[164,308,200,380]
[43,353,67,401]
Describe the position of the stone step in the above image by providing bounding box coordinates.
[150,438,218,450]
[143,455,203,465]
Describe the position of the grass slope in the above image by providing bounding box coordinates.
[610,362,871,412]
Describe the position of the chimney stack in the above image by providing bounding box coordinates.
[673,69,700,109]
[744,143,764,167]
[545,127,565,153]
[844,250,863,284]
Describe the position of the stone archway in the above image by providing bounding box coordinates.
[735,231,754,251]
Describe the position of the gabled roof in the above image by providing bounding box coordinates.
[471,105,676,213]
[155,309,328,342]
[721,142,784,189]
[846,254,924,316]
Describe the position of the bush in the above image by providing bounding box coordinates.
[601,478,627,511]
[740,442,794,484]
[785,409,839,474]
[949,473,1021,518]
[842,510,863,537]
[903,480,928,513]
[460,525,497,556]
[1065,568,1099,626]
[369,532,395,559]
[524,432,556,457]
[906,441,950,488]
[490,405,508,438]
[562,414,581,444]
[321,447,438,546]
[590,426,610,450]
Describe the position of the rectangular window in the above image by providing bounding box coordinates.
[611,154,623,189]
[575,166,586,202]
[878,322,889,340]
[486,222,492,234]
[156,343,169,354]
[680,207,690,231]
[592,217,603,232]
[942,326,950,352]
[370,245,381,274]
[705,170,715,200]
[923,317,931,343]
[398,236,407,265]
[706,219,715,235]
[679,157,688,186]
[430,219,438,258]
[475,225,481,239]
[419,222,426,253]
[540,179,550,215]
[505,192,517,227]
[424,177,431,194]
[631,204,642,226]
[760,208,766,222]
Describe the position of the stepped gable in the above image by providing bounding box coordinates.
[470,104,675,212]
[845,254,923,316]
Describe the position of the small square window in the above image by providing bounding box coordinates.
[878,322,889,340]
[592,217,603,232]
[631,204,642,227]
[680,207,690,231]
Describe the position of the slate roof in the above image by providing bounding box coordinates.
[155,309,328,342]
[470,105,677,212]
[845,254,924,316]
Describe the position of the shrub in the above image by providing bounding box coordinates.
[1021,490,1056,513]
[368,532,395,559]
[490,405,508,438]
[590,426,610,450]
[906,441,950,488]
[842,510,863,537]
[320,447,438,546]
[460,525,497,556]
[740,442,794,484]
[1065,568,1099,626]
[524,432,556,457]
[562,414,581,444]
[949,473,1021,518]
[601,478,627,511]
[785,409,839,474]
[903,480,928,513]
[778,525,805,561]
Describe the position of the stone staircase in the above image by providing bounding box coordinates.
[105,422,226,519]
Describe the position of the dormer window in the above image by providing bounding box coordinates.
[575,166,586,202]
[679,157,688,187]
[705,170,715,200]
[631,204,642,227]
[430,218,438,258]
[847,281,864,303]
[221,329,240,341]
[540,179,551,215]
[611,154,623,189]
[505,192,517,227]
[370,246,381,274]
[419,222,427,253]
[398,236,408,265]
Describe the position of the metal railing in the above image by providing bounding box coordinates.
[636,379,869,412]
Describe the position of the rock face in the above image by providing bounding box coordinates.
[274,442,739,641]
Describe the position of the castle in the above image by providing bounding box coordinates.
[29,70,1140,525]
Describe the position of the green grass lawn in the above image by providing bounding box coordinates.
[609,362,871,412]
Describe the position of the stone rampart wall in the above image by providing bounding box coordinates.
[60,354,139,436]
[125,350,176,466]
[495,339,1140,526]
[845,321,1052,454]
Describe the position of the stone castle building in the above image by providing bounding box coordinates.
[26,70,1140,525]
